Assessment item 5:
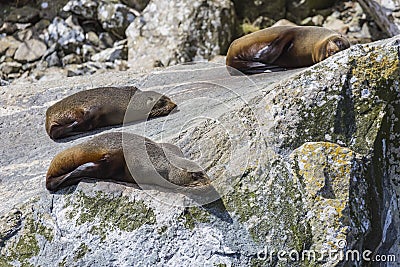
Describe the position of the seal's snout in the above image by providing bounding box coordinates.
[150,95,177,117]
[48,121,77,140]
[189,171,211,187]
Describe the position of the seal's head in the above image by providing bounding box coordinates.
[45,106,87,140]
[133,91,177,117]
[314,34,350,63]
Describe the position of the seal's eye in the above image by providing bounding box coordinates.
[334,39,346,50]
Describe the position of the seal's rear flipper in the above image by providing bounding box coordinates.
[227,60,287,75]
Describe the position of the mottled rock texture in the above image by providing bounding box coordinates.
[0,36,400,266]
[359,0,400,35]
[126,0,236,71]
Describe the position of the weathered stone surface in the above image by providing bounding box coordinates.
[5,6,40,24]
[121,0,149,11]
[0,61,22,74]
[45,52,61,67]
[91,45,127,62]
[98,2,136,38]
[359,0,400,36]
[0,36,21,56]
[126,0,235,71]
[14,39,47,63]
[61,53,82,65]
[0,22,18,35]
[44,16,85,52]
[0,36,400,266]
[232,0,286,21]
[286,0,337,23]
[63,0,99,20]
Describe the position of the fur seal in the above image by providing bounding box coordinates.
[45,86,177,140]
[46,132,210,192]
[226,26,350,74]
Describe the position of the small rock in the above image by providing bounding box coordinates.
[91,45,127,62]
[114,39,127,47]
[21,62,37,71]
[44,17,85,52]
[300,17,314,26]
[63,0,99,20]
[0,22,18,35]
[312,15,324,26]
[360,22,372,39]
[82,44,97,60]
[121,0,150,11]
[34,19,51,32]
[0,36,21,56]
[5,6,40,24]
[66,63,97,77]
[5,46,20,58]
[273,19,297,27]
[0,61,22,75]
[14,39,47,63]
[16,29,33,42]
[0,79,10,86]
[323,16,348,34]
[6,72,22,80]
[114,59,129,71]
[45,52,61,67]
[97,2,136,38]
[99,32,115,49]
[62,53,82,65]
[15,23,32,31]
[86,31,99,46]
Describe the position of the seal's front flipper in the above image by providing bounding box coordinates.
[254,35,294,64]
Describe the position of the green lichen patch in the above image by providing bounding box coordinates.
[290,142,355,263]
[223,160,312,256]
[0,258,13,267]
[178,206,211,230]
[58,257,67,267]
[348,48,400,154]
[66,191,156,240]
[1,211,54,266]
[74,243,90,261]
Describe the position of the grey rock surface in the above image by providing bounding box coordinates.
[98,2,137,38]
[5,6,40,24]
[44,16,85,51]
[126,0,235,71]
[0,61,22,75]
[0,36,400,266]
[91,44,127,62]
[14,39,47,63]
[359,0,400,35]
[232,0,286,21]
[63,0,99,20]
[121,0,149,11]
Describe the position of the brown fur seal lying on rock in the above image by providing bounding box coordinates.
[226,26,350,75]
[46,132,210,192]
[45,86,177,140]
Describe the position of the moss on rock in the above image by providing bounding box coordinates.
[178,206,211,230]
[65,191,156,241]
